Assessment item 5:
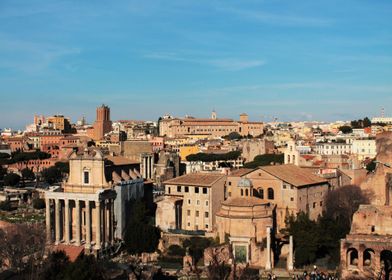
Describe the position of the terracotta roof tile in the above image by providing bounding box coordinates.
[164,173,225,187]
[260,164,328,187]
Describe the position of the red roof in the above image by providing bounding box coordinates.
[52,244,84,262]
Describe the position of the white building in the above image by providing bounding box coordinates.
[352,138,377,160]
[315,142,352,156]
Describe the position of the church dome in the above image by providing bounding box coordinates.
[237,178,253,188]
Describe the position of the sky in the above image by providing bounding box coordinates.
[0,0,392,129]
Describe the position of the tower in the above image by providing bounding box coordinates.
[211,110,217,120]
[92,104,112,140]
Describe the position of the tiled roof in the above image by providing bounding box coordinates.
[164,173,225,187]
[105,155,139,166]
[221,196,266,207]
[52,244,84,262]
[229,168,254,177]
[260,164,328,187]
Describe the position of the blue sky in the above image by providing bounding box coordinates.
[0,0,391,128]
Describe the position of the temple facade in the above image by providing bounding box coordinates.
[45,148,149,254]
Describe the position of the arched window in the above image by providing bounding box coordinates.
[363,249,374,267]
[245,189,249,196]
[241,189,244,196]
[267,188,274,200]
[258,188,264,199]
[287,155,291,163]
[347,248,358,266]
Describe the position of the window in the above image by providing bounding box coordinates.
[267,188,274,200]
[84,171,89,184]
[177,186,181,192]
[185,186,189,192]
[196,211,199,217]
[245,189,249,196]
[283,185,287,189]
[241,189,244,196]
[205,201,209,206]
[320,201,323,207]
[195,187,199,193]
[205,212,209,218]
[188,199,191,204]
[258,188,264,199]
[228,181,232,186]
[197,200,200,205]
[168,187,171,194]
[290,197,294,201]
[313,202,317,208]
[203,188,208,194]
[187,210,191,216]
[205,224,209,229]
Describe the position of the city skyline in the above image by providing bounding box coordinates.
[1,0,392,128]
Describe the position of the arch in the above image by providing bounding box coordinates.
[258,188,264,199]
[363,248,375,267]
[347,248,358,267]
[381,250,392,279]
[267,188,274,200]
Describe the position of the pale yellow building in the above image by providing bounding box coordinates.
[156,173,226,233]
[159,112,263,138]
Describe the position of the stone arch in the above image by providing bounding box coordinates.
[381,250,392,279]
[363,248,375,267]
[347,248,358,267]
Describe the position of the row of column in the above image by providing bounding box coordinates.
[46,198,115,250]
[141,154,153,179]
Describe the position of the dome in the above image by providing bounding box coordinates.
[237,178,253,188]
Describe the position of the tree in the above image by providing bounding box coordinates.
[284,212,320,267]
[186,151,241,162]
[167,245,186,257]
[41,166,62,184]
[39,251,105,280]
[0,223,46,272]
[124,200,161,255]
[60,253,105,280]
[339,125,353,134]
[366,160,376,173]
[243,154,284,168]
[324,185,370,231]
[0,200,12,211]
[3,172,21,186]
[40,251,70,280]
[224,132,242,140]
[182,237,215,264]
[32,198,46,210]
[21,168,35,181]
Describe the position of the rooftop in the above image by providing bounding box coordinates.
[260,164,328,187]
[164,173,226,187]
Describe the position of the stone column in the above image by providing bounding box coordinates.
[55,199,61,244]
[287,235,294,271]
[101,200,107,247]
[107,200,113,244]
[85,201,91,249]
[75,200,81,246]
[265,226,272,270]
[95,201,101,250]
[64,199,70,244]
[358,249,364,271]
[110,199,115,243]
[45,198,51,242]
